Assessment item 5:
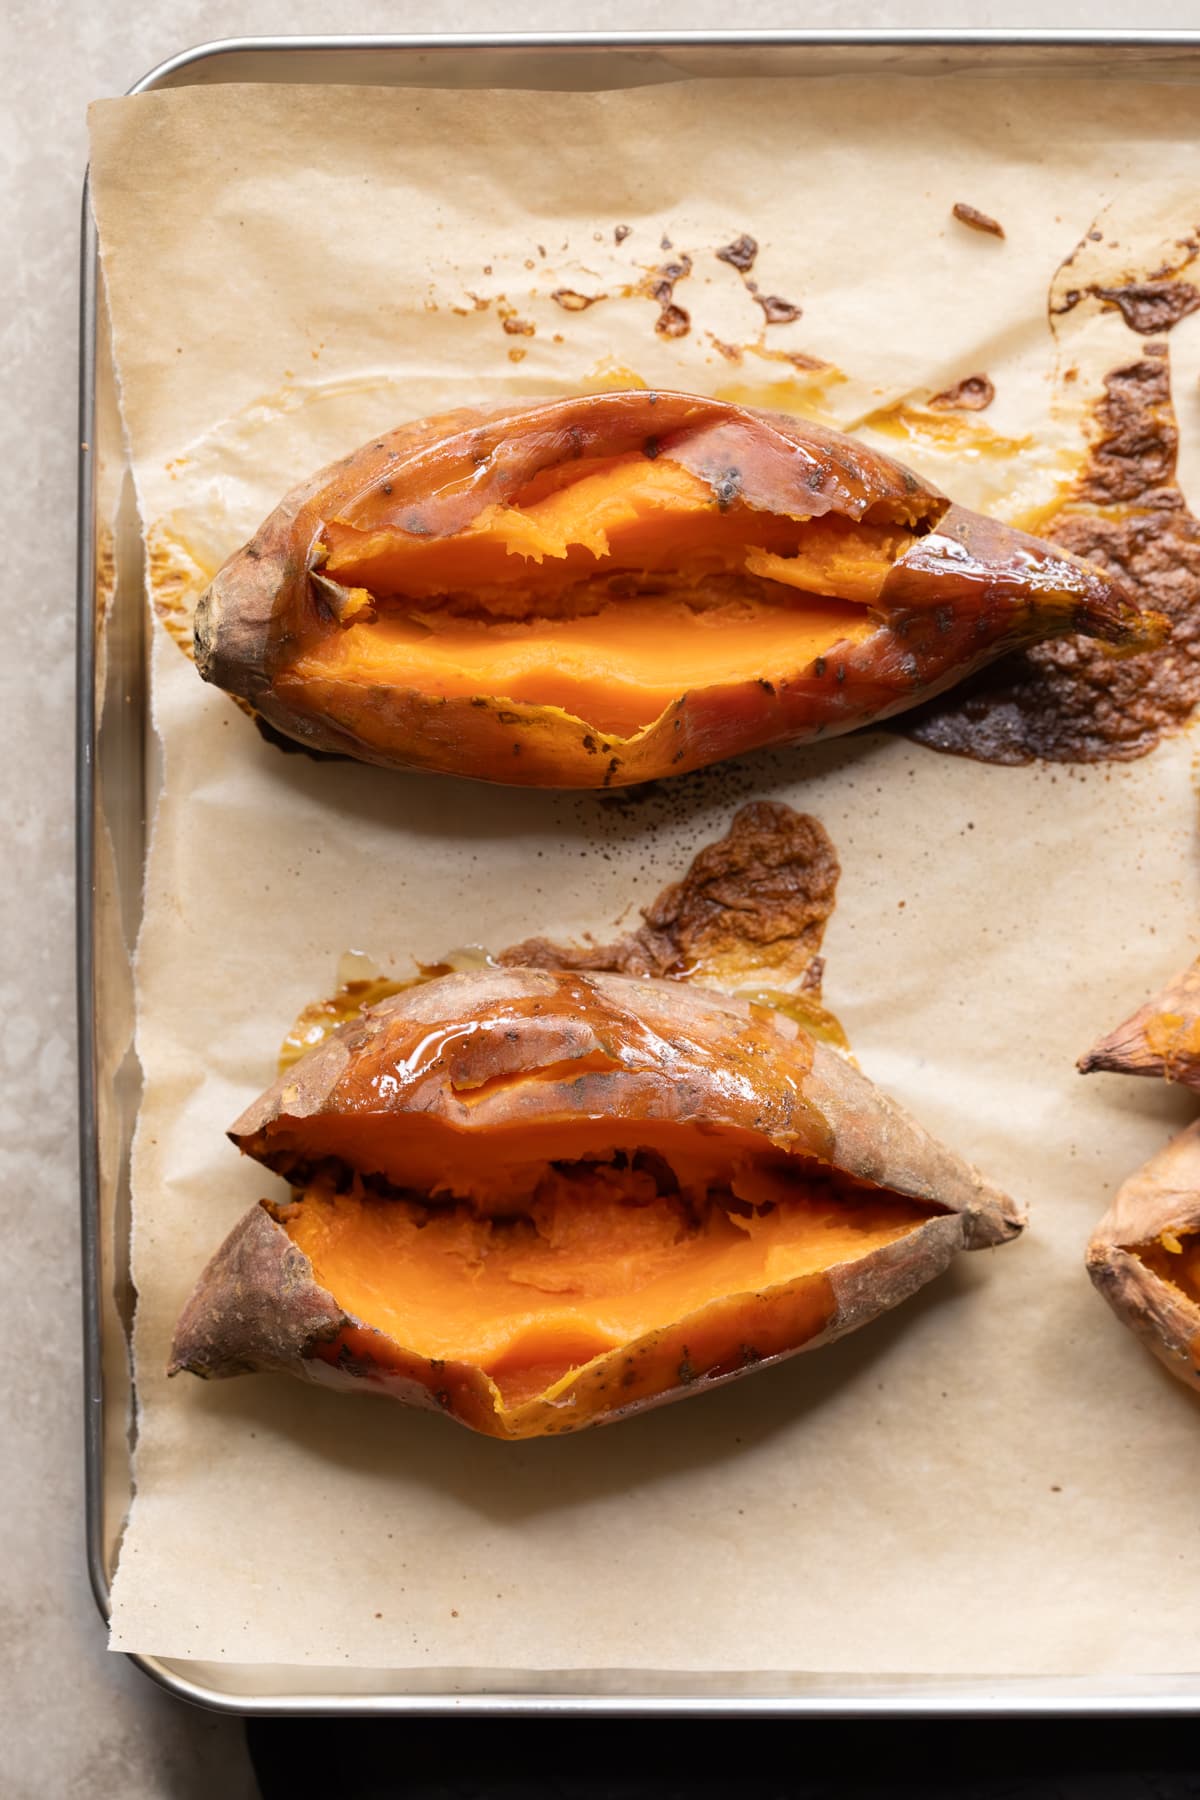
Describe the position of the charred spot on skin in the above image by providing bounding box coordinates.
[602,757,621,787]
[758,678,776,695]
[677,1351,696,1385]
[643,436,660,461]
[929,374,995,412]
[253,715,351,763]
[953,202,1005,239]
[813,658,827,678]
[714,467,742,510]
[404,514,431,537]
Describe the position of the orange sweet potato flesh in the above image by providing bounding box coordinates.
[1079,956,1200,1089]
[1086,1120,1200,1393]
[170,968,1022,1438]
[194,391,1160,788]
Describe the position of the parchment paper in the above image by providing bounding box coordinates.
[88,73,1200,1674]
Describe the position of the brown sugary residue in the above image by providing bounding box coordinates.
[904,348,1200,763]
[145,523,216,661]
[952,202,1005,239]
[929,373,995,412]
[753,293,803,325]
[716,235,759,273]
[706,334,828,374]
[95,524,116,634]
[1053,280,1200,335]
[284,805,848,1063]
[715,234,801,324]
[500,801,841,1001]
[551,289,606,311]
[641,252,693,339]
[1094,281,1200,335]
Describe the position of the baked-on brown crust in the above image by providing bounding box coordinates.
[1086,1120,1200,1391]
[905,352,1200,764]
[499,800,840,991]
[171,969,1022,1439]
[194,390,1157,789]
[952,202,1005,239]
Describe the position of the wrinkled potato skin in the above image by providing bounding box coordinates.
[171,970,1021,1439]
[1087,1119,1200,1391]
[195,392,1155,788]
[1079,957,1200,1087]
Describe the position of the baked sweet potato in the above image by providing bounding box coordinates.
[195,391,1159,788]
[1086,1122,1200,1392]
[1079,957,1200,1088]
[170,968,1021,1438]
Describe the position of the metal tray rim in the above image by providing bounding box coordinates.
[79,26,1200,1718]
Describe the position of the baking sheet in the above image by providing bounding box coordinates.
[87,73,1200,1673]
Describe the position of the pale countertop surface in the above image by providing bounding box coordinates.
[6,4,1200,1794]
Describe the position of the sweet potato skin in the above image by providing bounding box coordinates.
[1079,956,1200,1087]
[1086,1119,1200,1391]
[171,970,1021,1438]
[170,1200,968,1438]
[194,392,1157,788]
[232,969,1021,1249]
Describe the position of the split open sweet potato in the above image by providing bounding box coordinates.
[1086,1123,1200,1392]
[195,391,1159,787]
[1079,957,1200,1089]
[170,968,1021,1438]
[1081,957,1200,1390]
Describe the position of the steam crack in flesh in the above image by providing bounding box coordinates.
[304,455,898,738]
[171,969,1020,1435]
[195,390,1158,786]
[279,1154,934,1408]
